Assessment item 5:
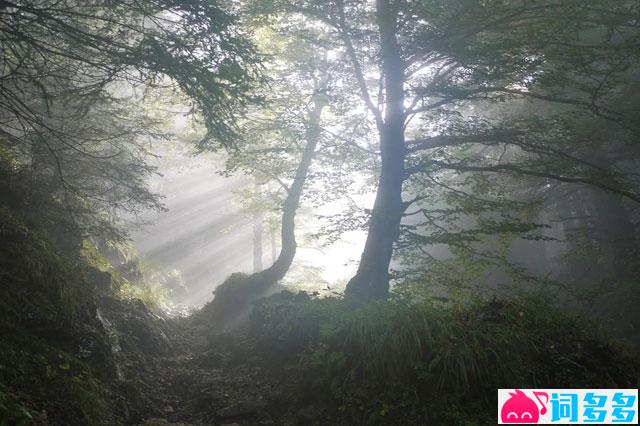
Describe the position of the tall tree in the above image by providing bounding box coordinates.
[269,0,640,300]
[343,0,407,299]
[200,25,332,327]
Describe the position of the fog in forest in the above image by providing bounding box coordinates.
[128,149,368,308]
[2,1,639,424]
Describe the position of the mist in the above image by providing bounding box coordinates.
[1,1,639,425]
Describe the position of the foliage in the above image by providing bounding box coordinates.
[0,391,32,426]
[250,292,638,425]
[116,280,168,311]
[81,238,188,311]
[0,322,118,425]
[0,0,262,148]
[0,156,180,424]
[251,0,640,300]
[0,0,264,242]
[0,206,93,329]
[0,165,121,424]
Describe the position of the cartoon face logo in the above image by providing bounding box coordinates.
[501,389,548,423]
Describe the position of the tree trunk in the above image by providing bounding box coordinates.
[252,177,264,272]
[257,95,325,284]
[201,94,328,330]
[252,210,263,272]
[345,0,406,301]
[200,59,329,331]
[270,226,277,263]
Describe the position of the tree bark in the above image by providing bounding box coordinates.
[345,0,406,301]
[257,94,325,284]
[252,177,264,272]
[201,93,327,330]
[252,211,263,272]
[270,226,277,263]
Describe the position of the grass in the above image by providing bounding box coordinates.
[249,292,639,425]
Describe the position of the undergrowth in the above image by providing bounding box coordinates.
[249,292,639,425]
[0,207,120,424]
[0,161,121,424]
[0,168,183,424]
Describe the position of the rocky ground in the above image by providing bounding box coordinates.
[98,296,312,426]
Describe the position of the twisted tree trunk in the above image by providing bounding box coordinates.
[201,93,327,329]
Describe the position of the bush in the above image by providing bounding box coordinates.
[249,293,639,425]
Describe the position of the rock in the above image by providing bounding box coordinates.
[142,419,194,426]
[86,267,111,294]
[217,399,267,418]
[196,349,226,368]
[257,411,275,425]
[201,386,225,400]
[96,296,174,355]
[297,405,322,423]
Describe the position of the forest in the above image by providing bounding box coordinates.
[0,0,639,425]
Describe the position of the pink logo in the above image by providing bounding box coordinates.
[501,389,548,423]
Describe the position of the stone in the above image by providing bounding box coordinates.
[142,419,194,426]
[297,405,322,422]
[217,399,267,418]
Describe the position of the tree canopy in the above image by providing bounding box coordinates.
[0,0,262,236]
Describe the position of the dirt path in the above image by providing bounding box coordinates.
[97,296,286,426]
[141,331,278,426]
